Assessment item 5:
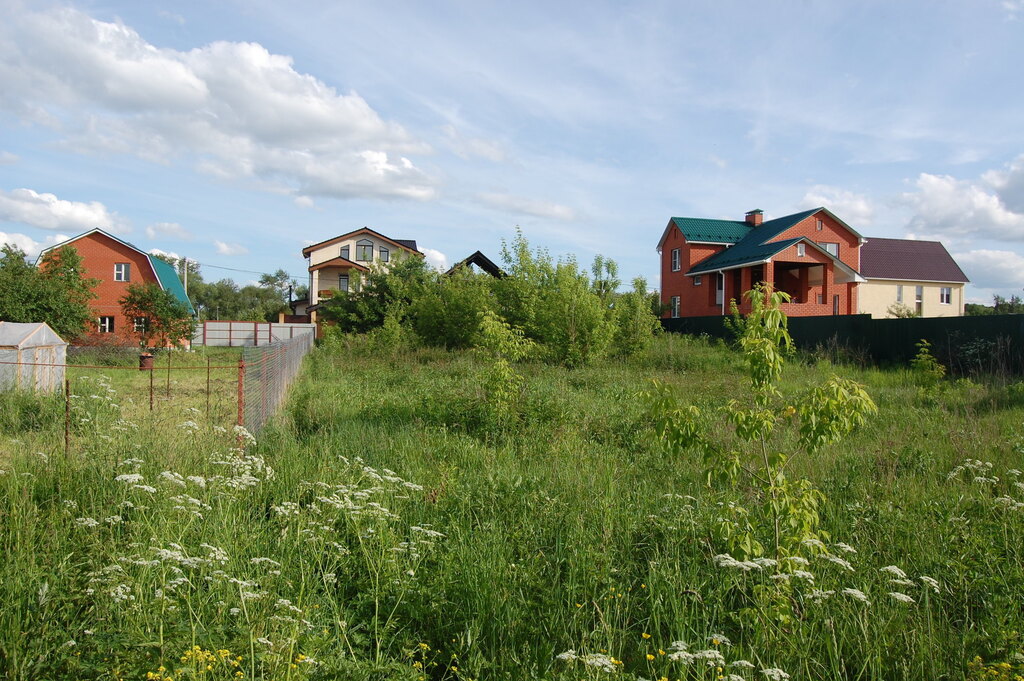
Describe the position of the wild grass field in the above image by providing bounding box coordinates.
[2,333,1024,680]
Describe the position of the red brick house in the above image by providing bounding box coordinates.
[37,229,194,343]
[657,207,867,318]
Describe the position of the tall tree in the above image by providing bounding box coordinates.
[0,245,97,339]
[120,282,196,348]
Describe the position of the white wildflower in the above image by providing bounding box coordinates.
[832,542,857,554]
[179,420,200,431]
[731,660,756,669]
[842,588,871,604]
[133,484,157,493]
[159,471,187,487]
[807,589,835,603]
[920,576,941,593]
[819,555,854,571]
[783,555,810,567]
[114,473,144,484]
[761,669,790,681]
[75,517,100,528]
[880,565,907,579]
[801,538,826,550]
[186,475,207,488]
[889,591,915,604]
[556,650,578,662]
[707,633,731,646]
[890,578,915,587]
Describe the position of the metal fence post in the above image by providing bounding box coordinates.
[237,357,245,429]
[64,377,70,457]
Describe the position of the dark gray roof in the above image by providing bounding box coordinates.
[394,239,418,251]
[860,238,969,283]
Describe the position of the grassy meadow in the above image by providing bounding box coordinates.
[2,334,1024,680]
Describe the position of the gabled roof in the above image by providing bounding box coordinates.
[37,228,194,315]
[0,322,67,348]
[308,256,370,273]
[658,207,866,251]
[860,238,969,283]
[445,251,506,278]
[688,238,801,274]
[301,227,423,257]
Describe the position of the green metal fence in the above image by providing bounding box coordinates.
[662,314,1024,374]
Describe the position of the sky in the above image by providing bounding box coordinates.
[2,0,1024,303]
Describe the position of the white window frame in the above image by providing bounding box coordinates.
[133,316,148,333]
[670,295,680,318]
[896,285,903,303]
[670,248,680,272]
[693,274,702,286]
[821,242,839,257]
[796,243,805,257]
[915,285,924,303]
[816,218,823,231]
[114,263,130,282]
[940,287,952,305]
[98,316,114,333]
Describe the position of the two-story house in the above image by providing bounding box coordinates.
[37,228,194,343]
[302,227,420,323]
[658,208,867,319]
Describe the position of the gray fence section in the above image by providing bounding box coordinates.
[194,321,316,347]
[662,313,1024,374]
[241,332,315,435]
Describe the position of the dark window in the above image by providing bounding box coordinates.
[133,317,149,333]
[341,245,350,260]
[693,274,702,286]
[98,316,114,333]
[380,246,390,263]
[339,274,349,292]
[671,248,680,272]
[940,287,952,305]
[670,296,680,318]
[355,239,373,261]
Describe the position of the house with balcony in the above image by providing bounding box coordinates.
[301,227,420,323]
[657,207,867,318]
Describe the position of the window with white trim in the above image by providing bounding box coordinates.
[355,239,374,261]
[693,274,702,286]
[940,287,952,305]
[796,243,805,257]
[670,248,680,272]
[670,296,680,318]
[133,317,149,333]
[820,242,839,257]
[98,316,114,333]
[816,218,824,231]
[114,263,130,281]
[896,285,903,303]
[915,285,923,303]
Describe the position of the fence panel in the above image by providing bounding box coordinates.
[194,321,315,347]
[662,313,1024,373]
[241,332,315,435]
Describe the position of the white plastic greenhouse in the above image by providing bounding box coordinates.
[0,322,68,393]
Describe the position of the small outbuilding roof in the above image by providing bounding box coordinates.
[860,238,969,283]
[0,321,68,348]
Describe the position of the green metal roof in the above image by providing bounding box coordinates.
[685,208,822,275]
[689,239,799,274]
[148,255,195,315]
[669,217,750,243]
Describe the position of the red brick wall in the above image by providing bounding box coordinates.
[52,232,158,341]
[660,225,728,318]
[766,212,861,270]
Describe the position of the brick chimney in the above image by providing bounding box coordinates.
[745,209,763,226]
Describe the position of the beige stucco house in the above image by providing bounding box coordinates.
[302,228,420,322]
[857,238,969,318]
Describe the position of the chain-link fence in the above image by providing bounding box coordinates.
[240,332,315,435]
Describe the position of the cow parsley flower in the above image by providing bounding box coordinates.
[920,576,941,593]
[761,668,790,681]
[842,588,870,604]
[888,591,915,604]
[880,565,907,579]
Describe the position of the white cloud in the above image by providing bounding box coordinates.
[0,188,128,233]
[0,231,72,258]
[982,153,1024,214]
[0,7,436,201]
[421,247,449,271]
[954,249,1024,292]
[800,185,874,226]
[442,124,505,162]
[477,192,576,221]
[902,172,1024,240]
[294,196,315,209]
[214,240,249,256]
[0,151,17,165]
[145,222,193,240]
[148,247,182,262]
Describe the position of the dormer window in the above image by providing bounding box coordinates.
[355,239,373,261]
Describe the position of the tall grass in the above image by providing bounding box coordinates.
[1,335,1023,679]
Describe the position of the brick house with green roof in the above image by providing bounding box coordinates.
[657,208,867,319]
[38,229,195,345]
